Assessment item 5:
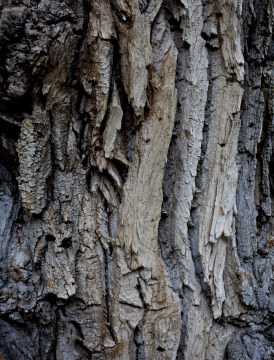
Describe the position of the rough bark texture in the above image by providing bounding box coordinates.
[1,0,274,359]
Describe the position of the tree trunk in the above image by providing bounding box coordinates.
[0,0,274,359]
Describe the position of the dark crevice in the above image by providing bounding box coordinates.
[157,346,165,352]
[0,142,20,187]
[68,0,91,169]
[136,279,147,310]
[112,41,137,163]
[75,339,92,359]
[102,170,122,204]
[102,244,116,345]
[47,109,55,201]
[61,237,72,248]
[133,325,145,360]
[100,79,114,136]
[43,293,58,306]
[187,47,217,306]
[72,320,84,339]
[86,166,94,191]
[158,3,186,293]
[269,155,274,197]
[46,234,55,243]
[111,158,128,183]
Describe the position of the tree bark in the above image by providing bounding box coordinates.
[0,0,274,359]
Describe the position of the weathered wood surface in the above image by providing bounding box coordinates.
[0,0,274,359]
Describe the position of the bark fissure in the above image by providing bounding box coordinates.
[1,0,274,359]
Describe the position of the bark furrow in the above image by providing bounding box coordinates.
[0,0,274,359]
